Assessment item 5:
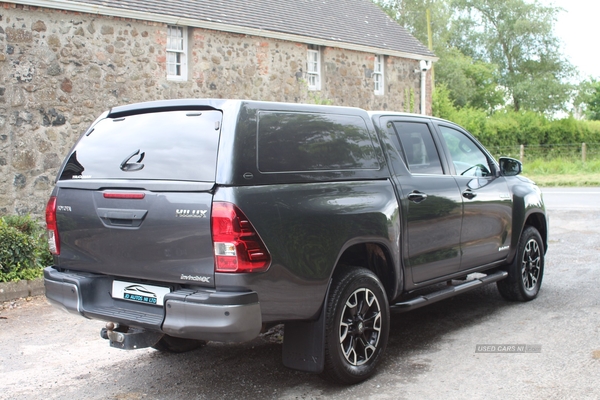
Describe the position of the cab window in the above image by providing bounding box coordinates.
[392,122,444,175]
[439,126,492,177]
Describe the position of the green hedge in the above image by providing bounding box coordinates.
[0,215,52,282]
[432,85,600,148]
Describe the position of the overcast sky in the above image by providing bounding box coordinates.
[544,0,599,80]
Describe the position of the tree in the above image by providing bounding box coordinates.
[377,0,453,49]
[374,0,575,114]
[574,79,600,120]
[434,47,505,111]
[451,0,575,113]
[375,0,503,111]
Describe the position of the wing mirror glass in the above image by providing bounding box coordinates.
[499,157,522,176]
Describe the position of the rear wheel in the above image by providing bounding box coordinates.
[321,267,390,384]
[497,226,544,301]
[152,335,206,353]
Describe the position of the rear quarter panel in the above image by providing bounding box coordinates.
[213,180,400,322]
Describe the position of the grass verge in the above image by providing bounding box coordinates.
[523,173,600,187]
[522,158,600,187]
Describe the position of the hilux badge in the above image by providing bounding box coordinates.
[176,209,207,218]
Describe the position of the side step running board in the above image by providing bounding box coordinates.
[390,270,508,314]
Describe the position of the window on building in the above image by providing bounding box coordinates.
[307,45,321,90]
[374,54,384,95]
[167,25,187,81]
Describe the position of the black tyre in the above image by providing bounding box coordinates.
[497,226,545,302]
[321,267,390,384]
[152,335,206,353]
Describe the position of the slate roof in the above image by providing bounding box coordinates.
[28,0,435,59]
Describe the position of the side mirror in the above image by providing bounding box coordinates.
[499,157,522,176]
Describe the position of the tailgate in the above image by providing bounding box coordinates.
[55,187,215,287]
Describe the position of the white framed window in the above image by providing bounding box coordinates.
[374,54,384,95]
[167,25,188,81]
[307,45,321,91]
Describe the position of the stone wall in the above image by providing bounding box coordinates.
[0,2,431,218]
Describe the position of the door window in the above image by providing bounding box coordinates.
[392,122,444,175]
[439,126,492,177]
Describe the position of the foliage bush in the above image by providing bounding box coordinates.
[0,215,52,282]
[433,86,600,150]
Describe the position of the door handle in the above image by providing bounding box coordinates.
[462,189,477,200]
[408,191,428,203]
[97,208,148,227]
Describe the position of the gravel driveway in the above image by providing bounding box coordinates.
[1,203,599,399]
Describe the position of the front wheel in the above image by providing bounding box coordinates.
[321,267,390,384]
[497,226,545,301]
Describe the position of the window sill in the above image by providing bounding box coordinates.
[167,76,188,82]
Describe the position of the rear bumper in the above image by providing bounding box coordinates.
[44,266,262,343]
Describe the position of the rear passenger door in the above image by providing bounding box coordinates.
[381,118,463,284]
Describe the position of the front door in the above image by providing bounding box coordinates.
[435,124,513,270]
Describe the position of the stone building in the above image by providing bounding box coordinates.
[0,0,436,217]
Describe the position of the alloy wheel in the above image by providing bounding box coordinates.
[521,238,541,291]
[339,288,382,366]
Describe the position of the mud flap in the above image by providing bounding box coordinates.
[282,283,330,373]
[282,313,326,373]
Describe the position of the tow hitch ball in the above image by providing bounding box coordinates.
[100,322,163,350]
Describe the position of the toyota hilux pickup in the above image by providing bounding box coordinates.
[44,99,547,384]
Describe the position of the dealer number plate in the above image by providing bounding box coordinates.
[112,280,171,306]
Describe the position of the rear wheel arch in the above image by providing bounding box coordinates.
[282,242,397,377]
[333,241,399,302]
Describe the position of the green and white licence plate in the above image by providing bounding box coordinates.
[111,280,171,306]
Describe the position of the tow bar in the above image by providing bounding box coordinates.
[100,322,163,350]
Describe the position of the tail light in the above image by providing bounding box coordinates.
[103,192,145,199]
[46,196,60,255]
[211,202,270,273]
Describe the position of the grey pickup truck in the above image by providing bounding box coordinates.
[44,99,547,384]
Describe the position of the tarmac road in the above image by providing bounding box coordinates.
[541,187,600,210]
[1,189,599,400]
